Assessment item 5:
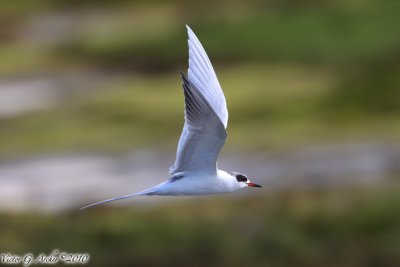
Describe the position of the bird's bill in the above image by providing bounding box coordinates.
[246,182,262,188]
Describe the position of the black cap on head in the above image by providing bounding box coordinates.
[231,171,248,182]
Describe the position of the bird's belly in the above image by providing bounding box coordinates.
[153,177,234,196]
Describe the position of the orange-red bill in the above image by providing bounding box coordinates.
[247,182,262,188]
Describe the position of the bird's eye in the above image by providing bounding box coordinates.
[236,175,247,182]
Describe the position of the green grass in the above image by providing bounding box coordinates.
[1,184,399,267]
[0,45,55,77]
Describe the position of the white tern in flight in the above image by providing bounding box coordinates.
[81,25,261,209]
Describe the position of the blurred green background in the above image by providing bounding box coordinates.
[0,0,399,266]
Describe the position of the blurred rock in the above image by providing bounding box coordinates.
[0,80,59,117]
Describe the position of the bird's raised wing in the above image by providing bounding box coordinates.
[186,25,228,128]
[169,26,228,175]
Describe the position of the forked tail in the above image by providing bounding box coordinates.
[80,189,155,210]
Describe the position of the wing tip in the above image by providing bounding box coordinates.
[186,25,197,41]
[185,24,192,33]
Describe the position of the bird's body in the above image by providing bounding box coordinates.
[148,170,243,196]
[81,25,261,210]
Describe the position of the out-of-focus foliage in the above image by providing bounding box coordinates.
[327,53,400,114]
[1,185,399,267]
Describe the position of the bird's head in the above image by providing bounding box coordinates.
[231,172,262,189]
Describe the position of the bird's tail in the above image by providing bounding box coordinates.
[80,188,156,210]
